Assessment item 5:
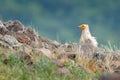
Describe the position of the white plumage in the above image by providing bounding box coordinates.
[78,24,98,47]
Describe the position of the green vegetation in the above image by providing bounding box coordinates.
[0,55,99,80]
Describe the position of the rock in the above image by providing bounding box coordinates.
[114,66,120,72]
[0,40,11,49]
[30,40,42,48]
[0,34,2,38]
[80,44,97,53]
[51,55,68,68]
[50,58,65,67]
[3,20,13,27]
[92,52,106,60]
[57,52,76,60]
[7,32,31,45]
[52,40,60,46]
[52,44,66,54]
[20,45,33,53]
[4,20,24,32]
[39,48,54,59]
[2,35,22,47]
[99,73,120,80]
[64,43,73,52]
[23,27,37,41]
[38,36,44,42]
[67,53,76,60]
[41,42,53,50]
[41,36,60,50]
[110,52,120,61]
[0,27,8,35]
[56,67,70,75]
[30,37,42,48]
[63,43,81,52]
[41,42,50,49]
[17,35,31,45]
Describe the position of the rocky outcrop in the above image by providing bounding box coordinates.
[0,19,120,75]
[3,20,24,32]
[2,35,22,47]
[0,19,60,51]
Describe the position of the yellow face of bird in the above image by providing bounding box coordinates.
[78,24,86,30]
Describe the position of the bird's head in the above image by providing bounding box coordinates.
[78,24,89,30]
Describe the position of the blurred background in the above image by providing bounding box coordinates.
[0,0,120,46]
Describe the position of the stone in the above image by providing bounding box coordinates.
[17,35,31,45]
[50,58,65,67]
[57,52,76,60]
[23,27,37,41]
[0,34,3,38]
[40,36,60,50]
[5,20,24,32]
[0,27,8,35]
[7,32,31,45]
[56,67,70,75]
[30,37,42,48]
[99,73,120,80]
[2,35,22,47]
[0,40,11,49]
[39,48,54,59]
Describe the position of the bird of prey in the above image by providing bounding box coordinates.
[78,24,98,47]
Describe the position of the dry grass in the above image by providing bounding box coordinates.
[0,43,120,80]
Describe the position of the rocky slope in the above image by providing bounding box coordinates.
[0,19,120,77]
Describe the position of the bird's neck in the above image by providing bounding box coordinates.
[82,28,92,37]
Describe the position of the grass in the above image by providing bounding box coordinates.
[0,42,119,80]
[0,54,99,80]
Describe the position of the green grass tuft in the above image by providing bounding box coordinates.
[0,54,100,80]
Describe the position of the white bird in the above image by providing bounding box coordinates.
[78,24,98,47]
